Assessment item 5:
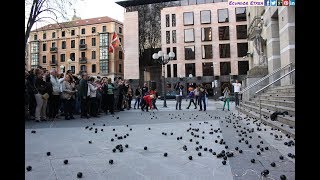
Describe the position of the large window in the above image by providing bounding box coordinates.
[102,26,106,32]
[166,14,170,27]
[218,26,230,40]
[60,54,65,62]
[51,42,56,48]
[119,64,122,73]
[185,46,195,60]
[99,33,109,46]
[173,47,177,60]
[185,63,196,77]
[31,54,39,67]
[92,64,96,73]
[166,31,170,44]
[62,31,65,37]
[238,61,249,75]
[43,43,46,51]
[81,65,86,71]
[219,44,231,58]
[42,56,46,64]
[71,30,75,36]
[62,41,66,49]
[119,27,122,34]
[71,40,75,48]
[184,29,194,43]
[31,42,39,53]
[100,60,108,73]
[70,53,75,61]
[201,27,212,41]
[71,66,75,74]
[236,7,246,22]
[237,43,248,57]
[202,45,213,59]
[34,34,37,40]
[43,33,46,39]
[183,12,194,26]
[236,25,247,39]
[119,51,123,59]
[220,62,231,75]
[92,51,96,59]
[52,32,55,38]
[200,10,211,24]
[81,28,85,34]
[189,0,196,5]
[92,38,96,46]
[80,39,85,45]
[173,64,177,77]
[92,27,96,33]
[172,14,176,27]
[51,55,56,64]
[218,9,229,23]
[172,30,176,43]
[167,64,171,77]
[167,47,170,54]
[81,52,86,58]
[100,47,108,59]
[202,62,213,76]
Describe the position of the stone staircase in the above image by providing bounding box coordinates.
[236,85,295,137]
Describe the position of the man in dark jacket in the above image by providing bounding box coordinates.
[79,72,90,118]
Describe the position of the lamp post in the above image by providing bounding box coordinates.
[67,59,72,71]
[152,51,175,107]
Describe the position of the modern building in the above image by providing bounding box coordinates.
[117,0,249,98]
[28,16,124,79]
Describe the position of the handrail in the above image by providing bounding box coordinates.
[255,69,295,94]
[239,62,292,94]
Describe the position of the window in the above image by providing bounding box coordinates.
[218,9,229,23]
[100,47,108,59]
[200,10,211,24]
[81,28,85,34]
[219,26,230,40]
[119,27,122,34]
[71,66,75,74]
[31,42,39,53]
[201,27,212,41]
[31,53,39,67]
[91,38,96,46]
[172,14,176,27]
[81,52,86,58]
[184,29,194,42]
[92,27,96,33]
[43,43,46,51]
[52,32,56,38]
[236,7,246,22]
[92,64,96,73]
[166,31,170,44]
[62,41,66,49]
[42,56,46,63]
[99,33,109,46]
[185,63,195,77]
[173,47,177,60]
[185,46,195,60]
[51,42,56,48]
[238,61,249,75]
[119,37,122,43]
[236,25,247,39]
[81,65,86,71]
[189,0,196,5]
[172,30,176,43]
[71,30,75,36]
[173,64,177,77]
[202,45,213,59]
[220,62,231,75]
[202,62,213,76]
[60,54,65,62]
[219,44,231,58]
[119,51,123,59]
[237,43,248,57]
[100,60,108,73]
[71,40,75,48]
[70,53,75,61]
[92,51,96,59]
[167,64,171,77]
[34,34,37,40]
[62,31,65,37]
[80,39,85,44]
[166,14,170,27]
[51,55,56,64]
[183,12,194,25]
[43,33,46,39]
[198,0,206,4]
[102,26,106,32]
[119,64,122,73]
[167,47,170,54]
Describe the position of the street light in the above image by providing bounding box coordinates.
[67,59,72,70]
[152,50,175,107]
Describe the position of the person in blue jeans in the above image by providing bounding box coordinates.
[198,85,207,111]
[222,87,230,111]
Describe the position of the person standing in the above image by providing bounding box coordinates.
[232,80,242,106]
[141,82,149,96]
[186,88,197,109]
[117,78,125,111]
[61,75,76,120]
[105,78,115,115]
[49,69,61,120]
[88,77,98,117]
[79,72,90,118]
[222,86,231,111]
[198,85,207,111]
[141,94,154,112]
[175,83,184,110]
[134,86,141,109]
[34,68,49,122]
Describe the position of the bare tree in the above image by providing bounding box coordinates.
[25,0,75,49]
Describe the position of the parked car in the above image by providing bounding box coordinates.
[159,90,178,100]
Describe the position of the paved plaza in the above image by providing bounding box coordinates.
[25,99,295,180]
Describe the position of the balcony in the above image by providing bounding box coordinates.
[50,61,57,66]
[247,16,263,41]
[79,57,87,64]
[79,44,87,50]
[50,47,57,53]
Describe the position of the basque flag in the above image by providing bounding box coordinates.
[108,32,119,53]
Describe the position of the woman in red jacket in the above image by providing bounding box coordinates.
[141,94,154,112]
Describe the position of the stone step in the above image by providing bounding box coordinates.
[259,95,295,101]
[267,88,295,94]
[243,101,295,116]
[236,107,295,138]
[271,85,295,90]
[239,102,295,127]
[253,92,295,99]
[253,99,295,108]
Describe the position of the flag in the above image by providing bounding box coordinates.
[109,32,119,53]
